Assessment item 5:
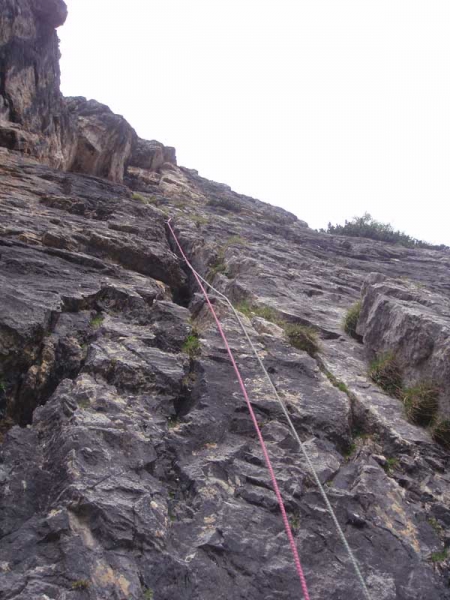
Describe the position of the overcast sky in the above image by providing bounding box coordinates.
[59,1,450,245]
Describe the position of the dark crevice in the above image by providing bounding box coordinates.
[174,360,204,418]
[164,223,201,308]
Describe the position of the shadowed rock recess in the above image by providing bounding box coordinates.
[1,3,450,600]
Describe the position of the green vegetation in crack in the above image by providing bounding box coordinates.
[382,457,399,475]
[430,548,448,563]
[368,352,447,449]
[207,235,248,280]
[142,588,154,600]
[368,352,403,398]
[182,329,201,358]
[431,419,450,449]
[207,197,242,213]
[235,300,320,357]
[323,369,349,394]
[132,192,158,205]
[343,301,361,339]
[427,517,443,534]
[285,324,320,356]
[71,580,90,590]
[235,300,281,324]
[90,313,104,329]
[403,381,439,426]
[289,514,301,532]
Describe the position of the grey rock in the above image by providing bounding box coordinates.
[358,274,450,418]
[1,3,450,598]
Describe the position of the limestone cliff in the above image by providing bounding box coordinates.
[1,3,450,600]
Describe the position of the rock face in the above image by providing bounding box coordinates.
[2,3,450,600]
[66,97,137,183]
[0,0,74,167]
[358,274,450,419]
[0,4,174,183]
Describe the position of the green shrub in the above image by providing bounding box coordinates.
[322,212,447,250]
[285,324,320,356]
[431,419,450,449]
[430,548,448,563]
[0,379,5,393]
[235,300,254,319]
[90,314,104,329]
[207,197,242,213]
[182,331,201,358]
[402,381,439,426]
[368,352,403,398]
[343,301,362,339]
[382,457,399,475]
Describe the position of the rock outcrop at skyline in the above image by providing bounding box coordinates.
[1,3,450,600]
[0,0,175,184]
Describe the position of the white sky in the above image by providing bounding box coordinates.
[59,1,450,245]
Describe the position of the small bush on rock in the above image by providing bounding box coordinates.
[368,352,403,398]
[90,314,104,329]
[402,381,439,426]
[343,301,362,339]
[322,212,447,250]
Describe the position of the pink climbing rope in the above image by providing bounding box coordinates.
[167,218,312,600]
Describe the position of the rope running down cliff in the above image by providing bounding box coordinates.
[166,218,372,600]
[167,218,311,600]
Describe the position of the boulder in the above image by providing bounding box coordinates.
[129,138,177,172]
[66,97,137,183]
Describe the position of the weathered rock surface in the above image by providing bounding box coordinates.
[0,5,174,184]
[358,274,450,418]
[66,97,137,183]
[0,0,74,168]
[1,2,450,599]
[1,144,450,599]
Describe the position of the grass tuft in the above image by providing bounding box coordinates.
[235,301,320,356]
[382,457,399,475]
[324,370,349,394]
[90,314,104,329]
[182,330,201,358]
[343,301,362,339]
[402,381,439,426]
[431,419,450,450]
[285,324,320,356]
[368,352,403,398]
[71,580,90,590]
[430,548,448,563]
